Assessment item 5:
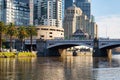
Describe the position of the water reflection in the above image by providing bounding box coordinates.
[1,54,120,80]
[93,55,120,68]
[0,58,37,80]
[36,56,93,80]
[62,56,93,80]
[0,58,16,80]
[93,54,120,80]
[0,56,93,80]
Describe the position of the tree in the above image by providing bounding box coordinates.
[6,23,17,52]
[0,21,6,52]
[27,25,37,52]
[18,26,28,51]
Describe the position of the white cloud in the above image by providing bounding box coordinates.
[95,15,120,39]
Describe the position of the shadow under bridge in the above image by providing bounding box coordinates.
[99,42,120,57]
[46,41,93,56]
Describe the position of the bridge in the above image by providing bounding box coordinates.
[43,39,120,57]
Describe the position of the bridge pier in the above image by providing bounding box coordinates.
[107,49,112,59]
[93,38,109,57]
[93,48,112,57]
[93,38,102,57]
[93,47,101,57]
[59,49,67,56]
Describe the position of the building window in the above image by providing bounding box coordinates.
[49,32,52,34]
[49,36,52,38]
[41,28,48,30]
[50,29,55,31]
[41,35,44,37]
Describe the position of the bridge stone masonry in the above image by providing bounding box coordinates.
[93,38,120,57]
[37,39,120,57]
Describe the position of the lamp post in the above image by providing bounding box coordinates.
[106,26,108,38]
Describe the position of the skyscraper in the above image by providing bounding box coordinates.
[75,0,91,19]
[65,0,91,19]
[37,0,63,27]
[0,0,34,26]
[29,0,34,25]
[65,0,73,9]
[0,0,4,21]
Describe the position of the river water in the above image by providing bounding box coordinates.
[0,54,120,80]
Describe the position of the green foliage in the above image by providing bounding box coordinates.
[0,21,6,33]
[26,25,37,52]
[18,26,28,41]
[0,21,6,52]
[26,25,37,37]
[6,23,17,52]
[2,45,6,49]
[18,52,36,57]
[6,23,17,37]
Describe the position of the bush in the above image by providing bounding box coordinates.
[0,52,16,58]
[18,52,36,57]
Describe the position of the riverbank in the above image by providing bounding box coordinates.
[0,52,37,58]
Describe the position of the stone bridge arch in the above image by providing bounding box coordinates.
[96,42,120,57]
[100,43,120,49]
[47,43,93,49]
[46,42,93,56]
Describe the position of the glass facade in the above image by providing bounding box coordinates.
[0,0,4,21]
[75,0,91,19]
[65,0,73,9]
[13,0,30,26]
[37,0,48,25]
[62,0,65,21]
[65,0,91,19]
[0,0,33,26]
[37,0,63,27]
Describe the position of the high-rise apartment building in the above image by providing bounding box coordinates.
[36,0,63,27]
[62,0,65,21]
[29,0,34,25]
[0,0,34,26]
[0,0,4,21]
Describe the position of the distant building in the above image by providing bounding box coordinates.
[75,0,91,19]
[0,0,34,26]
[63,4,98,39]
[72,29,89,40]
[36,0,64,27]
[36,25,64,40]
[0,0,4,21]
[65,0,73,9]
[34,0,39,25]
[64,0,91,19]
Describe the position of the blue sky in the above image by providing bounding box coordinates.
[91,0,120,38]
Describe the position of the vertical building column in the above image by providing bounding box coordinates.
[29,0,34,25]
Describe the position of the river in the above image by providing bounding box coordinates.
[0,54,120,80]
